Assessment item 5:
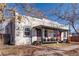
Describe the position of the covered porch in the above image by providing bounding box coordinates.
[34,25,68,44]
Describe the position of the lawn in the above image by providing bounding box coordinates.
[41,43,71,48]
[0,43,79,56]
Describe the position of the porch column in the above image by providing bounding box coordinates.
[61,32,64,41]
[41,28,45,43]
[61,31,68,42]
[64,31,68,40]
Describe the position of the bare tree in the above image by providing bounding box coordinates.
[0,3,6,22]
[2,3,79,35]
[49,4,79,35]
[14,3,48,19]
[0,3,6,45]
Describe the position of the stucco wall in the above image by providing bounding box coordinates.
[15,14,32,45]
[14,12,69,45]
[32,28,37,43]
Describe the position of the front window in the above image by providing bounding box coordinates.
[24,27,30,37]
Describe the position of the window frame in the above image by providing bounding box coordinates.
[23,27,30,37]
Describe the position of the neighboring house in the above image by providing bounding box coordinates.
[0,12,69,45]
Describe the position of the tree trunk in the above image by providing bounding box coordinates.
[71,23,79,35]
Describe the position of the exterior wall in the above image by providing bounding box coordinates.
[15,15,31,45]
[0,12,69,45]
[0,18,15,45]
[32,28,37,43]
[14,12,69,45]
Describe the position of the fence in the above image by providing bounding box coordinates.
[69,36,79,42]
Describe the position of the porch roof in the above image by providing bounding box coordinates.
[27,16,69,30]
[33,25,69,31]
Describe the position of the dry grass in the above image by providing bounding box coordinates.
[0,43,77,56]
[0,45,42,56]
[64,48,79,56]
[41,43,71,48]
[64,50,78,56]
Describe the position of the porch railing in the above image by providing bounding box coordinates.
[42,37,68,43]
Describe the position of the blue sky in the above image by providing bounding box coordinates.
[7,3,69,24]
[6,3,79,33]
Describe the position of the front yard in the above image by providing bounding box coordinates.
[0,43,79,56]
[41,43,71,48]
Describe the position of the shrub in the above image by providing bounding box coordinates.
[32,41,41,45]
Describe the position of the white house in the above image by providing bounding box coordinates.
[0,12,69,45]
